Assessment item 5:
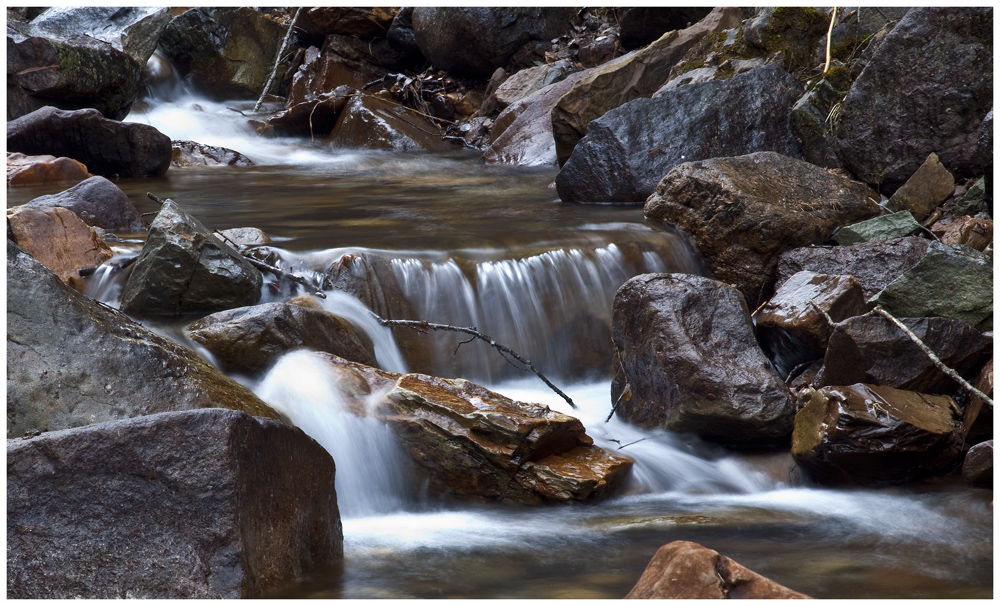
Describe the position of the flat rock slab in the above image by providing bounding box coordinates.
[833,211,921,245]
[7,409,342,599]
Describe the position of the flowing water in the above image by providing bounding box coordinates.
[7,89,992,599]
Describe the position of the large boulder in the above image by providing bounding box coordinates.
[644,152,880,307]
[625,541,810,599]
[7,106,172,178]
[792,384,964,485]
[120,199,263,316]
[551,8,743,166]
[327,94,454,152]
[834,8,992,192]
[6,152,90,186]
[742,7,831,71]
[7,409,342,599]
[618,8,715,51]
[6,241,279,438]
[386,7,423,60]
[788,65,853,169]
[6,205,113,291]
[157,8,289,101]
[20,175,145,232]
[611,274,797,449]
[24,6,170,65]
[186,301,378,375]
[556,65,804,204]
[296,7,397,39]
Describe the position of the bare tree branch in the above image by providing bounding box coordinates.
[254,7,302,114]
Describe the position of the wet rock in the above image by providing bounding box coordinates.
[7,241,278,438]
[834,8,992,192]
[6,205,113,291]
[743,7,831,71]
[963,440,993,488]
[218,227,271,247]
[870,241,992,331]
[268,87,352,138]
[954,178,989,217]
[482,70,589,167]
[20,175,145,232]
[557,65,804,204]
[939,216,993,252]
[410,8,575,77]
[886,153,955,221]
[815,316,992,394]
[775,237,930,300]
[321,32,408,71]
[792,383,964,485]
[552,8,743,166]
[186,302,377,375]
[618,8,714,51]
[297,7,396,39]
[625,540,810,599]
[7,409,341,599]
[171,140,254,168]
[611,274,797,449]
[26,6,170,65]
[7,106,172,178]
[327,94,453,153]
[964,358,994,445]
[158,8,289,101]
[645,152,880,307]
[120,199,263,317]
[491,63,573,111]
[788,64,852,169]
[6,152,90,187]
[756,271,868,378]
[287,46,385,105]
[833,211,921,245]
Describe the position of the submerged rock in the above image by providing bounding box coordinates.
[7,409,342,598]
[21,175,145,232]
[6,205,113,291]
[6,152,91,187]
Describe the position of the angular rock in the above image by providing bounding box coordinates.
[492,63,573,111]
[775,237,930,299]
[756,271,868,378]
[297,7,396,39]
[611,274,797,449]
[21,175,145,232]
[618,8,714,51]
[327,94,454,152]
[870,241,993,331]
[120,199,263,316]
[7,409,342,599]
[788,64,852,169]
[954,178,989,217]
[7,241,278,438]
[27,6,170,65]
[577,34,619,68]
[171,140,255,168]
[743,7,831,71]
[321,32,408,71]
[557,66,805,204]
[939,216,993,252]
[158,8,288,101]
[645,151,880,307]
[887,153,955,221]
[834,8,992,192]
[287,47,385,106]
[815,316,992,394]
[552,8,744,166]
[268,87,352,138]
[7,106,172,178]
[964,358,994,445]
[410,8,575,77]
[833,211,922,245]
[963,440,993,488]
[186,302,377,375]
[625,541,810,599]
[792,384,964,485]
[6,152,90,186]
[6,205,113,291]
[218,227,271,246]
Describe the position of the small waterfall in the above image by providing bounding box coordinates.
[316,289,409,374]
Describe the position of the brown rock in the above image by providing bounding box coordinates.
[963,358,993,444]
[962,439,993,488]
[327,94,453,152]
[297,7,397,38]
[268,87,352,138]
[287,48,386,106]
[7,205,112,291]
[625,541,810,599]
[940,216,993,251]
[888,153,956,221]
[7,152,90,186]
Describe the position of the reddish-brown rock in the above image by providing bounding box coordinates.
[328,94,453,152]
[6,205,112,291]
[6,152,90,186]
[887,152,955,221]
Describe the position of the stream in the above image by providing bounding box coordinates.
[7,92,992,599]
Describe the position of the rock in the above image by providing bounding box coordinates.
[788,64,853,169]
[6,152,90,186]
[963,440,993,488]
[756,271,868,378]
[21,175,145,232]
[815,316,992,394]
[327,94,454,152]
[297,7,396,39]
[964,358,994,445]
[611,274,797,449]
[6,205,113,291]
[556,65,804,204]
[158,8,289,101]
[410,8,575,77]
[120,199,263,317]
[618,8,714,51]
[625,540,810,599]
[792,383,964,485]
[887,153,955,221]
[775,237,930,300]
[7,241,278,438]
[7,106,172,178]
[644,152,880,307]
[186,302,377,375]
[26,6,170,65]
[171,140,254,167]
[939,216,993,252]
[743,7,831,71]
[834,8,992,192]
[218,227,271,246]
[552,8,744,167]
[833,211,922,245]
[7,409,341,598]
[386,7,423,60]
[268,87,352,138]
[491,63,573,111]
[482,70,589,167]
[320,32,408,71]
[954,178,989,217]
[287,47,385,106]
[577,34,619,68]
[870,241,993,331]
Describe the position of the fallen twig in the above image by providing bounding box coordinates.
[146,192,165,205]
[606,342,631,422]
[78,255,138,278]
[608,437,648,450]
[253,7,302,114]
[240,253,327,299]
